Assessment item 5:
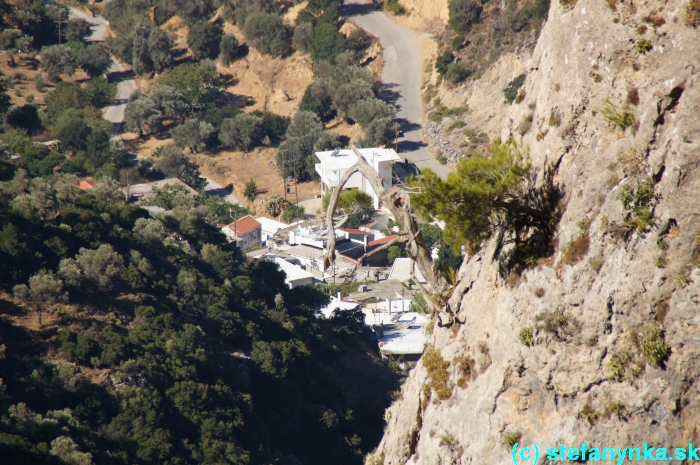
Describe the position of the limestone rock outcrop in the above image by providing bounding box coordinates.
[370,1,700,463]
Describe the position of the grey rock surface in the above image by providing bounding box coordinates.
[368,0,700,463]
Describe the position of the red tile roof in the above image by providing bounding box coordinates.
[76,181,96,190]
[339,228,372,235]
[368,235,399,247]
[225,215,261,235]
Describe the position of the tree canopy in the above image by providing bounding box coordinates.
[412,141,552,252]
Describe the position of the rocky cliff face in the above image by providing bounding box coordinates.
[371,0,700,463]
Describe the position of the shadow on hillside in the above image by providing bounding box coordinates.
[340,3,377,17]
[107,69,135,84]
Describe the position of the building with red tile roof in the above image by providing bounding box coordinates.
[368,235,399,247]
[338,228,372,235]
[76,181,96,190]
[221,215,262,250]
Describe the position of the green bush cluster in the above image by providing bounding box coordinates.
[617,180,657,233]
[640,322,671,366]
[0,150,393,464]
[503,74,526,105]
[518,327,535,346]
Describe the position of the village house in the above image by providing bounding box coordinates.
[255,216,289,246]
[221,215,262,250]
[314,148,401,209]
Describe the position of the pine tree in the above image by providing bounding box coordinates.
[413,141,552,252]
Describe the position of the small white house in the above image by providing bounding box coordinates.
[256,216,289,245]
[314,148,401,209]
[221,215,262,250]
[272,257,315,288]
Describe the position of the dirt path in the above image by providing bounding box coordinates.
[342,0,451,179]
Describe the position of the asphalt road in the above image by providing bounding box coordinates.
[68,7,240,205]
[68,7,137,134]
[343,0,451,179]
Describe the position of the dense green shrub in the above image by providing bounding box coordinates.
[448,0,483,34]
[435,50,455,75]
[242,12,291,56]
[187,21,223,60]
[503,74,526,104]
[5,105,42,134]
[445,61,470,83]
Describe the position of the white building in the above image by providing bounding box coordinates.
[255,216,289,245]
[319,293,362,319]
[221,215,262,250]
[272,257,315,289]
[314,148,401,209]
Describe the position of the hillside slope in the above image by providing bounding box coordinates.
[369,0,700,463]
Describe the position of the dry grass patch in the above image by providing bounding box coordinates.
[561,235,590,265]
[423,346,451,399]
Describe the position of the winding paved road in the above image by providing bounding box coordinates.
[343,0,450,179]
[68,6,241,204]
[68,7,137,134]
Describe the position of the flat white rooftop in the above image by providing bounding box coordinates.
[364,311,430,355]
[256,217,289,233]
[273,257,314,282]
[315,147,400,169]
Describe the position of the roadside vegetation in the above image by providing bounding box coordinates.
[432,0,551,85]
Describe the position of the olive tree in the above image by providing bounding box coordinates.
[148,27,173,72]
[171,118,215,153]
[348,97,396,128]
[332,79,374,120]
[187,21,222,60]
[124,95,161,136]
[58,244,124,292]
[132,22,154,75]
[242,12,290,57]
[156,147,207,191]
[292,22,313,53]
[65,18,92,42]
[78,43,112,77]
[219,114,264,151]
[218,34,239,66]
[91,177,125,204]
[13,270,65,328]
[149,85,189,122]
[40,45,76,81]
